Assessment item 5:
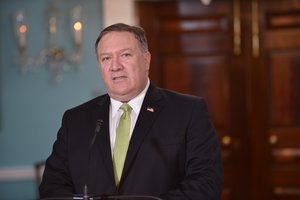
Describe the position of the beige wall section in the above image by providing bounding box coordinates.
[103,0,138,27]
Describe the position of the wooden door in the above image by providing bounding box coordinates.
[256,1,300,199]
[136,0,249,200]
[136,0,300,200]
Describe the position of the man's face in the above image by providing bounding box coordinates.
[97,31,151,102]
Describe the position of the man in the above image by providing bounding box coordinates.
[39,23,223,200]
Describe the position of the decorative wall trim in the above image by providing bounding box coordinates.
[0,166,35,181]
[103,0,137,27]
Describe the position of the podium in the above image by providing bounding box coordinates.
[40,195,163,200]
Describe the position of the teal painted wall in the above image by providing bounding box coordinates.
[0,0,104,199]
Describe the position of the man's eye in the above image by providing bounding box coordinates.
[121,53,131,58]
[101,57,111,62]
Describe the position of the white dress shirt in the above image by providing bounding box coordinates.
[109,79,150,155]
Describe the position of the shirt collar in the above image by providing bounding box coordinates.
[110,79,150,117]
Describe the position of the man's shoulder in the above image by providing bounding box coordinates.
[66,93,109,114]
[155,87,204,103]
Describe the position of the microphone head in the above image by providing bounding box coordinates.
[95,119,103,133]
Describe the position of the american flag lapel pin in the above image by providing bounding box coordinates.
[146,107,154,112]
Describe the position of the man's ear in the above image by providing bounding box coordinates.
[144,51,151,70]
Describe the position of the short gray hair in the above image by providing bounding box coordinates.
[95,23,149,55]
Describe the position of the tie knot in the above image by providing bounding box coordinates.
[120,103,132,113]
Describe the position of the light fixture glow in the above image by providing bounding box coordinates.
[201,0,212,6]
[74,21,82,31]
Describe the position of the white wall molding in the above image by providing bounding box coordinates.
[103,0,137,27]
[0,166,35,181]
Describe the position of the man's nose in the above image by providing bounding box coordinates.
[111,57,122,71]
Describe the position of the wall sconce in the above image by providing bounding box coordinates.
[13,3,84,82]
[13,11,34,73]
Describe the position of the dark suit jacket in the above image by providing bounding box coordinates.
[39,84,223,200]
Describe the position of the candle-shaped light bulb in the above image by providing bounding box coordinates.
[71,5,83,47]
[47,3,59,48]
[73,21,82,46]
[14,11,27,50]
[18,24,27,48]
[49,17,57,34]
[19,24,27,33]
[74,21,82,30]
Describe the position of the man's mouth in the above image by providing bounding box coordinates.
[112,76,127,81]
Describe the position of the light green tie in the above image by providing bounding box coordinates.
[113,103,132,187]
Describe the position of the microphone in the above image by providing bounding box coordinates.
[83,119,103,200]
[89,119,103,150]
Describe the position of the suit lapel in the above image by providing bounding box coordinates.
[93,95,115,181]
[121,85,166,182]
[91,86,166,189]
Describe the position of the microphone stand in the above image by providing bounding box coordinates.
[83,185,88,200]
[83,119,103,200]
